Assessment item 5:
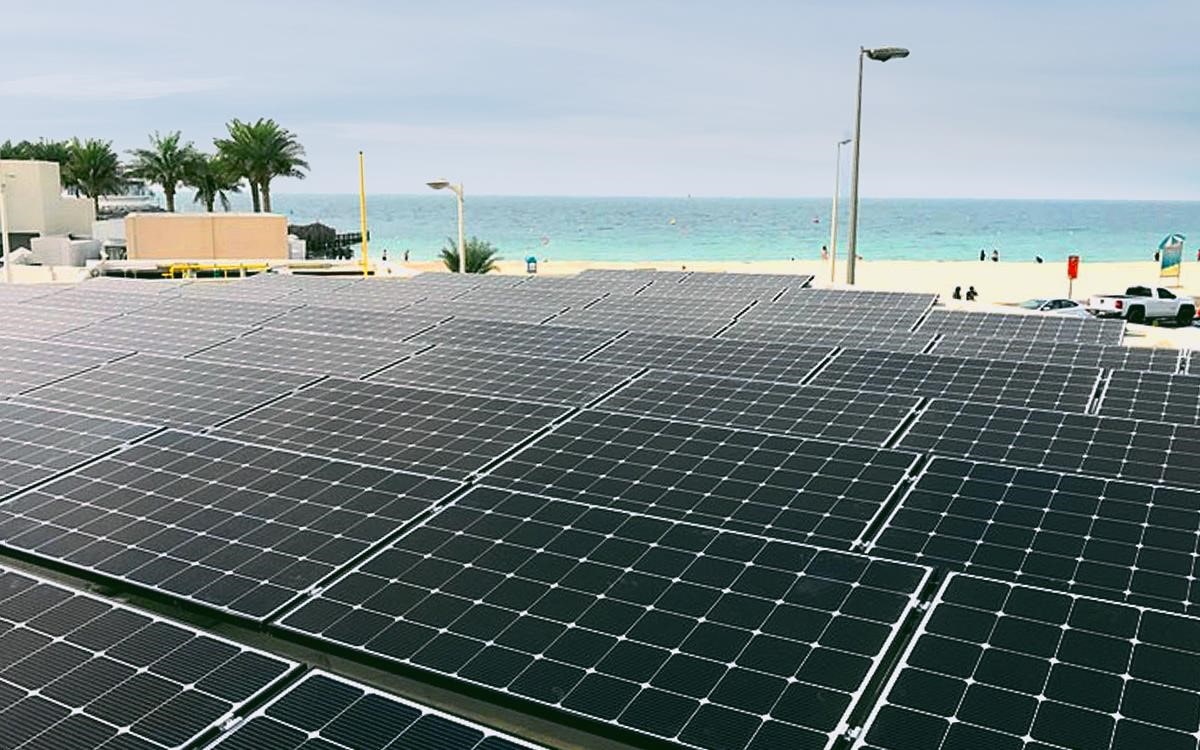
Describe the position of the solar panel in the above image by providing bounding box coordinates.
[896,399,1200,489]
[262,304,447,341]
[0,302,116,339]
[930,335,1181,372]
[583,295,753,320]
[0,563,296,750]
[409,300,571,324]
[597,370,923,447]
[0,429,462,621]
[280,488,930,750]
[20,354,317,430]
[76,277,189,294]
[0,336,131,396]
[481,409,920,549]
[549,309,732,337]
[214,378,570,480]
[810,348,1102,412]
[917,308,1125,344]
[0,284,67,303]
[205,670,546,750]
[411,319,621,360]
[191,328,427,378]
[583,332,835,383]
[29,287,164,315]
[869,456,1200,614]
[737,305,926,332]
[0,402,155,501]
[455,286,606,308]
[855,574,1200,750]
[176,278,307,303]
[772,288,937,310]
[137,297,299,326]
[719,321,937,353]
[54,315,250,357]
[371,346,640,406]
[1096,369,1200,425]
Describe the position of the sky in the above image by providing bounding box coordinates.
[4,1,1199,199]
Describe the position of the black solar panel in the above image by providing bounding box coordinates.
[584,295,753,319]
[214,378,570,479]
[811,348,1102,412]
[583,332,834,383]
[206,670,545,749]
[176,278,308,303]
[897,399,1200,489]
[481,409,920,549]
[262,304,447,341]
[870,456,1200,614]
[737,304,926,332]
[1096,369,1200,425]
[0,563,295,750]
[280,488,929,750]
[371,346,639,406]
[410,300,570,324]
[597,370,923,446]
[930,335,1181,372]
[856,574,1200,750]
[0,337,131,396]
[0,402,155,501]
[0,303,115,339]
[138,297,299,326]
[20,354,317,430]
[30,287,164,315]
[917,308,1125,344]
[0,284,66,303]
[0,430,461,620]
[549,308,732,337]
[411,319,621,360]
[191,328,427,378]
[720,321,937,353]
[772,288,937,310]
[55,315,249,357]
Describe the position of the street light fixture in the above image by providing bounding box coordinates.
[846,45,909,285]
[829,138,852,283]
[427,179,465,273]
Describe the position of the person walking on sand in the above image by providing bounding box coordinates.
[404,249,410,262]
[979,249,986,261]
[965,286,978,301]
[821,245,829,261]
[991,249,999,263]
[952,286,962,300]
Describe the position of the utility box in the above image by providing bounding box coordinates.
[124,213,288,261]
[29,236,102,266]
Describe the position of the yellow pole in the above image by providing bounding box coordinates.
[358,151,369,278]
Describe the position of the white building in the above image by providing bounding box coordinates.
[0,160,96,250]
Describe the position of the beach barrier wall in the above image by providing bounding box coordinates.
[125,212,288,261]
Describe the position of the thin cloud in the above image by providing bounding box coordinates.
[0,73,231,101]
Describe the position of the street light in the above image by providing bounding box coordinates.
[829,138,852,283]
[0,171,15,284]
[846,45,909,285]
[427,179,465,273]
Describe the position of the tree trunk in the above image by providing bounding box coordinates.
[92,195,99,215]
[165,188,175,213]
[205,195,215,212]
[261,179,272,213]
[250,181,261,212]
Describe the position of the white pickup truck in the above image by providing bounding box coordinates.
[1088,285,1196,325]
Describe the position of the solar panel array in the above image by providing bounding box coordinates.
[10,269,1200,750]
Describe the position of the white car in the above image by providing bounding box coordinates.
[1015,298,1091,318]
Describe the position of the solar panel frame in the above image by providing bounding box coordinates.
[134,297,301,326]
[0,302,119,339]
[261,304,448,341]
[52,315,251,357]
[929,335,1182,372]
[410,319,623,360]
[213,378,572,480]
[480,408,922,550]
[736,304,927,331]
[1095,368,1200,426]
[204,669,547,750]
[854,573,1200,750]
[0,429,463,621]
[26,287,166,315]
[279,487,931,750]
[772,288,938,310]
[408,300,573,325]
[810,348,1103,413]
[0,336,133,396]
[0,563,298,750]
[548,308,733,337]
[917,308,1125,344]
[190,327,429,378]
[582,294,754,320]
[719,321,937,353]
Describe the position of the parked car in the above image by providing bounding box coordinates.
[1087,285,1196,325]
[1015,298,1091,318]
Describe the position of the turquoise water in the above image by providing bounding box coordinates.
[193,194,1200,263]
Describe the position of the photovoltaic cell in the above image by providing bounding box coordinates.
[719,322,937,353]
[596,370,923,446]
[856,574,1200,750]
[411,320,621,360]
[930,335,1181,373]
[583,332,834,383]
[280,488,929,750]
[897,399,1200,489]
[0,336,131,395]
[917,308,1125,344]
[481,409,920,549]
[811,348,1102,412]
[0,563,295,750]
[371,346,639,406]
[0,430,462,621]
[206,670,545,750]
[1096,369,1200,426]
[215,378,570,479]
[870,457,1200,614]
[192,328,428,378]
[20,354,317,430]
[0,402,156,501]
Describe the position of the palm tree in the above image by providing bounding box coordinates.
[440,237,500,273]
[187,153,242,212]
[214,118,308,213]
[126,131,198,212]
[65,138,124,214]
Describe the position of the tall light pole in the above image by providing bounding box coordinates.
[427,179,465,273]
[846,45,909,285]
[0,171,14,284]
[829,138,851,283]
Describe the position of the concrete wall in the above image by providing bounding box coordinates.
[124,213,288,261]
[0,160,95,237]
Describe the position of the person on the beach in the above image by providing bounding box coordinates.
[1035,255,1043,263]
[965,286,978,301]
[991,249,999,262]
[381,249,388,262]
[1154,250,1161,262]
[404,249,410,262]
[821,245,829,261]
[979,250,986,261]
[952,286,962,300]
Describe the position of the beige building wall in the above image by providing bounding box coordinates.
[0,160,94,236]
[125,213,288,261]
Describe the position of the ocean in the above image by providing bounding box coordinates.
[187,194,1200,264]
